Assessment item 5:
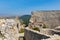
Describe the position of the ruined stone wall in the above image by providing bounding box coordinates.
[24,27,60,40]
[24,28,50,40]
[30,10,60,29]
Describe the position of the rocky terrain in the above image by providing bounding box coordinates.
[0,19,19,40]
[0,10,60,40]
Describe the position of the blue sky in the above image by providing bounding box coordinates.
[0,0,60,16]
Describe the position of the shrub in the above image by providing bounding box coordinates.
[32,27,40,31]
[19,28,24,33]
[43,24,47,28]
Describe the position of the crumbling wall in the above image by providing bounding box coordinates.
[30,10,60,29]
[24,28,50,40]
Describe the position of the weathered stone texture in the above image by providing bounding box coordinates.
[0,19,19,40]
[30,11,60,28]
[44,34,60,40]
[24,28,50,40]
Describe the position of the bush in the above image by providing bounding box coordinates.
[19,28,24,33]
[32,27,40,31]
[43,24,47,28]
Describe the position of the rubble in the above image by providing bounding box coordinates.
[0,19,19,40]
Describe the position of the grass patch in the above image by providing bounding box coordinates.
[18,38,23,40]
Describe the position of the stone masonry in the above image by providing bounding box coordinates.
[30,10,60,29]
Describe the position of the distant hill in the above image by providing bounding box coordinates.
[19,15,31,26]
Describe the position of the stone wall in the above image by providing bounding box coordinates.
[30,10,60,29]
[24,28,50,40]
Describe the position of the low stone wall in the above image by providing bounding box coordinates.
[51,30,60,35]
[24,28,50,40]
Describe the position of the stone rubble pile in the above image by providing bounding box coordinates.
[0,19,19,40]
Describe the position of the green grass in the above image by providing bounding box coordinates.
[18,38,23,40]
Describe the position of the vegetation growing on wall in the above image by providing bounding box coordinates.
[32,27,40,31]
[43,24,48,28]
[19,28,24,33]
